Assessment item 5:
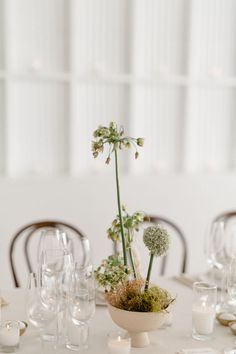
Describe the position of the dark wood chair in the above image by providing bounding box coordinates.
[9,220,90,287]
[213,210,236,224]
[113,215,187,276]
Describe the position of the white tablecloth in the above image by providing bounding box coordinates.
[1,278,234,354]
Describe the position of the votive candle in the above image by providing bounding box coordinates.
[192,303,215,334]
[192,282,217,341]
[0,321,20,348]
[107,331,131,354]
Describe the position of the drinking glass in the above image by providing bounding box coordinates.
[204,220,229,310]
[40,249,74,342]
[222,260,236,353]
[66,289,91,351]
[227,259,236,309]
[37,229,72,263]
[66,265,95,350]
[205,220,225,272]
[26,273,58,347]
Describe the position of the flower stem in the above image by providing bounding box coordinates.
[145,253,154,291]
[114,149,127,267]
[127,230,136,279]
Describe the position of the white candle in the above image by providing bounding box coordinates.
[192,304,215,335]
[0,322,20,347]
[107,336,131,354]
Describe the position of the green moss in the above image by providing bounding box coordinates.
[106,280,174,312]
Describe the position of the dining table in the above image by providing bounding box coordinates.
[0,277,233,354]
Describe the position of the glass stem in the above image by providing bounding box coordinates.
[39,328,44,350]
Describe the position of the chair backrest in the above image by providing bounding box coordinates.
[9,220,90,287]
[213,210,236,224]
[143,215,187,276]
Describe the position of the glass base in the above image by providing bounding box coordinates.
[192,332,212,341]
[42,333,56,341]
[66,343,88,351]
[0,343,19,353]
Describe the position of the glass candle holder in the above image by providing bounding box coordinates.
[0,320,20,352]
[107,331,131,354]
[192,282,217,341]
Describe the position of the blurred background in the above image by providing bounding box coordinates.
[1,0,236,287]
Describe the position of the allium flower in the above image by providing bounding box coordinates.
[143,225,170,257]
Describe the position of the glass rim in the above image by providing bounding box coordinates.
[193,281,217,290]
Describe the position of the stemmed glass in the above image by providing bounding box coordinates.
[204,220,228,309]
[223,260,236,354]
[39,248,74,342]
[66,265,95,350]
[227,259,236,310]
[205,220,225,274]
[37,229,72,263]
[205,218,236,313]
[26,272,59,348]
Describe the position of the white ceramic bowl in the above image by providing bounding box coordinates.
[107,304,168,347]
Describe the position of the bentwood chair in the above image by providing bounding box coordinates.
[213,210,236,224]
[9,220,90,287]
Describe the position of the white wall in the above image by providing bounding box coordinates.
[1,0,236,288]
[1,173,236,288]
[1,0,236,177]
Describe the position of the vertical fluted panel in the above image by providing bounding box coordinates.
[0,83,4,174]
[5,0,69,176]
[69,0,130,175]
[0,0,236,176]
[184,0,236,172]
[0,0,4,173]
[129,0,188,173]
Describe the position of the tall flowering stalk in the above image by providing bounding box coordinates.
[92,122,173,312]
[107,207,145,279]
[92,122,144,268]
[143,225,170,291]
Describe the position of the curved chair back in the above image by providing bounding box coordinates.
[213,210,236,224]
[9,220,90,287]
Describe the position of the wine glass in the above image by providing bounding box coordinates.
[66,265,95,350]
[40,248,74,336]
[26,272,59,347]
[66,289,92,351]
[37,229,72,263]
[222,260,236,353]
[205,220,225,272]
[204,220,228,311]
[227,259,236,308]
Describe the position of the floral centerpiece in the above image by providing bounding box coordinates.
[92,122,174,347]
